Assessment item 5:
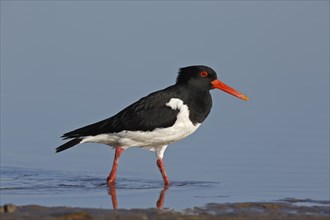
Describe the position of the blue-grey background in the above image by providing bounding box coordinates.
[1,1,329,209]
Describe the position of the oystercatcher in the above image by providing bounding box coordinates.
[56,65,248,186]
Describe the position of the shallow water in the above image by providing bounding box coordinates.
[1,165,328,210]
[0,166,221,209]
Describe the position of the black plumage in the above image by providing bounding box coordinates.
[57,65,217,153]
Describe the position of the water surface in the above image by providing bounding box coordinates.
[1,165,328,210]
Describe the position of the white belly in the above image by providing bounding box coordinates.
[81,98,200,148]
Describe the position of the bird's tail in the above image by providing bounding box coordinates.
[55,138,83,153]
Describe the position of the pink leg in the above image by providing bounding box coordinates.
[156,159,170,187]
[107,147,124,185]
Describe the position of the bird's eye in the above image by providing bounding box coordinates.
[200,71,208,77]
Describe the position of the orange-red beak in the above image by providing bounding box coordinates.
[211,79,249,101]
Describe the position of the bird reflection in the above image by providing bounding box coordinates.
[107,183,119,209]
[107,183,169,209]
[156,186,168,208]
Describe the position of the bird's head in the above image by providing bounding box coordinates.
[176,65,249,101]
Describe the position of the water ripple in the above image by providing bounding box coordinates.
[0,166,218,194]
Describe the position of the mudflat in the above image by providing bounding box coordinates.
[1,201,329,220]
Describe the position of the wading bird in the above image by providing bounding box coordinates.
[56,65,248,186]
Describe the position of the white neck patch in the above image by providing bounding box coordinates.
[166,98,184,110]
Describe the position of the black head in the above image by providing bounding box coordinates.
[176,65,249,100]
[176,65,218,90]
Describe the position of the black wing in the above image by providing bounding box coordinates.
[61,87,179,139]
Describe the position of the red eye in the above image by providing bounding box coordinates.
[200,71,208,77]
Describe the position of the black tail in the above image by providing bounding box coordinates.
[55,138,83,153]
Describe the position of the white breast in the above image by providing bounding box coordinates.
[81,98,200,149]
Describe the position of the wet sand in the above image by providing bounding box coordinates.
[1,201,329,220]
